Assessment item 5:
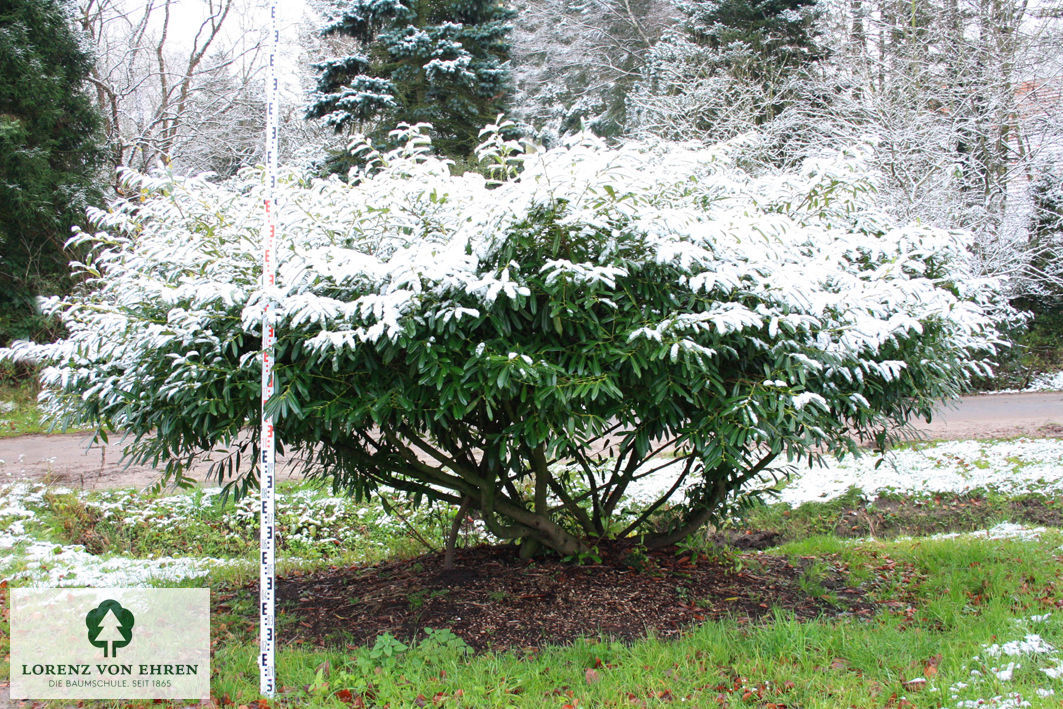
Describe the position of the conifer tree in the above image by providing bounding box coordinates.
[0,0,104,345]
[307,0,513,166]
[630,0,826,144]
[677,0,825,73]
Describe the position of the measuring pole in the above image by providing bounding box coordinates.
[259,0,279,698]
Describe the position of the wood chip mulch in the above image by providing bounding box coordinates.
[250,541,876,653]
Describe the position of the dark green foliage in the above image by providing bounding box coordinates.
[307,0,513,166]
[679,0,826,69]
[0,0,104,345]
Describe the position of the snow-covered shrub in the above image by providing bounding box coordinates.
[4,128,1012,556]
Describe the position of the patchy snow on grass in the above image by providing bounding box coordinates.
[772,438,1063,506]
[0,480,485,587]
[0,482,248,587]
[2,537,246,587]
[926,523,1049,542]
[844,522,1053,547]
[954,695,1031,708]
[978,634,1056,660]
[946,616,1063,709]
[992,370,1063,394]
[624,439,1063,510]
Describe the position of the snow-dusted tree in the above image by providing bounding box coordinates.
[510,0,676,141]
[830,0,1063,302]
[307,0,513,163]
[634,0,1063,304]
[629,0,824,144]
[6,128,1011,556]
[75,0,277,179]
[0,0,104,345]
[1025,162,1063,306]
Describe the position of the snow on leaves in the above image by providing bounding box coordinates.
[1,128,1014,511]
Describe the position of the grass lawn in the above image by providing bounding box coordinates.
[0,381,88,438]
[0,381,46,438]
[2,439,1063,707]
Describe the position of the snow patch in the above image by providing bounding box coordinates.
[947,621,1063,709]
[990,370,1063,393]
[925,523,1048,542]
[771,438,1063,506]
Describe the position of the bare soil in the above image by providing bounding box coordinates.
[223,542,874,654]
[825,493,1063,539]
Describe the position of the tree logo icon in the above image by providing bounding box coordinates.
[85,600,135,658]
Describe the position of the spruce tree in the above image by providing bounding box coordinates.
[307,0,513,166]
[677,0,824,72]
[683,0,825,123]
[0,0,104,345]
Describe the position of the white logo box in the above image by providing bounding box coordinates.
[11,588,210,700]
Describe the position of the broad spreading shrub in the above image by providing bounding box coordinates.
[6,126,1011,555]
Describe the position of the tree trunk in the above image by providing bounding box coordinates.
[443,496,472,570]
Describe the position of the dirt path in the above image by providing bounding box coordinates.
[916,391,1063,439]
[0,431,306,490]
[0,392,1059,490]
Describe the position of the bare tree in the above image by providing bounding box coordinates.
[816,0,1063,296]
[75,0,269,179]
[630,0,1063,299]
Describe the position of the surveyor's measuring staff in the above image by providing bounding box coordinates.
[259,0,279,697]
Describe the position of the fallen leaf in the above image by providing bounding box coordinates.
[886,692,917,708]
[585,668,601,684]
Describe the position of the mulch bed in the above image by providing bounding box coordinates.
[247,541,876,653]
